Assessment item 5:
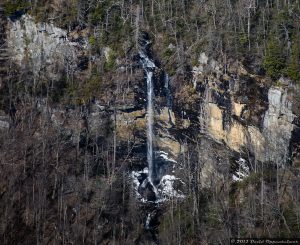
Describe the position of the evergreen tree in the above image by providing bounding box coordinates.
[263,37,286,80]
[286,41,300,82]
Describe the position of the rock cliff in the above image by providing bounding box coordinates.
[0,8,300,244]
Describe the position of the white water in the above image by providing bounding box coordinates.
[147,70,155,184]
[139,49,156,186]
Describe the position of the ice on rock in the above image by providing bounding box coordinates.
[233,158,250,182]
[157,151,177,163]
[158,175,185,199]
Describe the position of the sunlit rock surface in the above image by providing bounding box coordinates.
[193,51,297,166]
[7,14,86,79]
[263,87,295,165]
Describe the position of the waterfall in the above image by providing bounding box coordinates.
[146,69,155,184]
[131,35,184,203]
[139,43,156,186]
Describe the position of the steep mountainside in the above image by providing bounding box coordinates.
[0,1,300,244]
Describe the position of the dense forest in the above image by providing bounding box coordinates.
[0,0,300,244]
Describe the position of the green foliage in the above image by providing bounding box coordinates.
[163,48,175,59]
[88,35,101,54]
[159,196,198,243]
[4,3,19,15]
[263,37,286,80]
[235,172,262,190]
[239,33,248,48]
[89,2,134,51]
[275,8,291,26]
[4,0,29,16]
[90,5,106,25]
[286,42,300,82]
[235,33,249,57]
[89,36,96,46]
[205,206,222,227]
[275,8,294,38]
[104,49,116,72]
[65,74,102,105]
[148,15,165,33]
[161,34,176,61]
[84,76,102,97]
[275,79,284,87]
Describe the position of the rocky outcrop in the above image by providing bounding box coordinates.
[116,109,146,140]
[156,107,180,157]
[192,52,298,165]
[263,87,295,164]
[7,14,87,79]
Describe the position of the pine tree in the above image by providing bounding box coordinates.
[286,41,300,82]
[263,37,286,80]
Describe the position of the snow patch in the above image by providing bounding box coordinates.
[232,158,250,182]
[131,169,185,203]
[131,168,148,200]
[158,175,185,199]
[157,151,177,163]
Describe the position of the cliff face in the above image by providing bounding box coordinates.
[191,53,298,166]
[1,9,300,244]
[7,14,88,80]
[4,13,299,168]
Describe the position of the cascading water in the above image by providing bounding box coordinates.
[130,35,185,241]
[146,67,155,185]
[139,41,157,191]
